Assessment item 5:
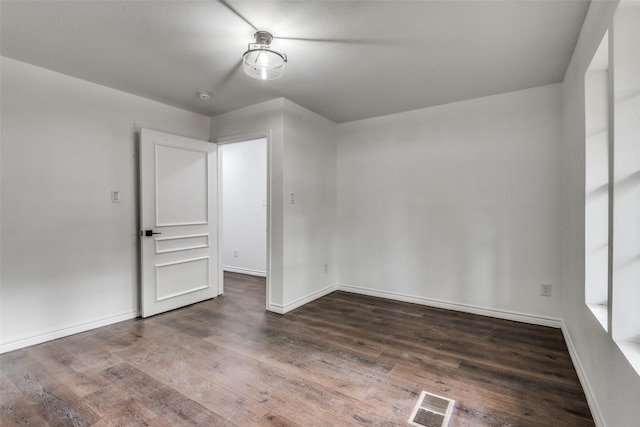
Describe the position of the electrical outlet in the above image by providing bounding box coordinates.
[541,283,552,297]
[233,249,238,258]
[324,264,328,274]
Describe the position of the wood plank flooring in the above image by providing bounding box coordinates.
[1,272,594,426]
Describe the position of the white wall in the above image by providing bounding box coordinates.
[337,84,562,324]
[221,138,267,276]
[0,57,210,352]
[211,98,337,312]
[282,99,337,308]
[561,1,640,425]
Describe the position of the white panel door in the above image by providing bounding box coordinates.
[140,128,218,317]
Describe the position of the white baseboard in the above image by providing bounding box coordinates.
[0,311,138,354]
[268,283,338,314]
[560,320,605,427]
[223,266,267,277]
[337,283,562,328]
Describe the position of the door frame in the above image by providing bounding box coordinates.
[215,130,271,310]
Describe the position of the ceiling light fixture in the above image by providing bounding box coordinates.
[242,31,287,80]
[198,91,212,100]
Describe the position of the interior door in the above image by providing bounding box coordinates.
[139,128,219,317]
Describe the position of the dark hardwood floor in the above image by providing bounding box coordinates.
[1,272,593,426]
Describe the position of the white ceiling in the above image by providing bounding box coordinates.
[0,0,590,123]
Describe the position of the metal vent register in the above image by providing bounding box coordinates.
[407,391,455,427]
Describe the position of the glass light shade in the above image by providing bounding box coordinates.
[243,45,287,80]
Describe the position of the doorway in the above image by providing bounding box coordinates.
[218,137,268,305]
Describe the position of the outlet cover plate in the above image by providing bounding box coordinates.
[541,283,552,297]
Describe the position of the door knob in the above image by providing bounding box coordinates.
[144,230,162,237]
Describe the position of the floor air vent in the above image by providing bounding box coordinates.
[408,391,455,427]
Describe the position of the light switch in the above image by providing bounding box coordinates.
[111,191,121,203]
